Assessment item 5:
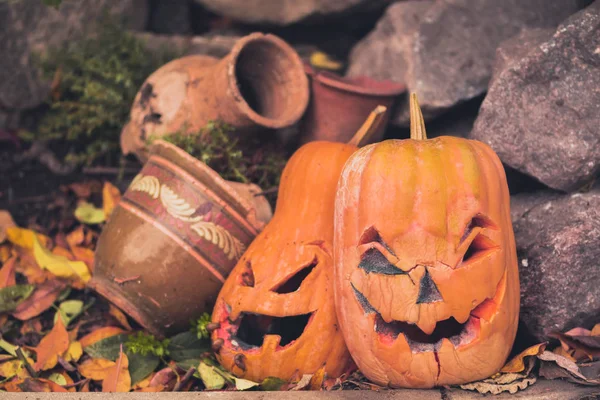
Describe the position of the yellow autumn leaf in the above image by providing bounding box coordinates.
[32,234,91,283]
[74,202,106,225]
[102,350,131,393]
[0,210,16,243]
[6,227,49,249]
[62,341,83,363]
[0,358,33,379]
[310,51,343,71]
[102,182,121,219]
[501,343,547,373]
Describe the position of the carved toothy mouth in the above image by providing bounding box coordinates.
[373,310,482,353]
[217,305,315,351]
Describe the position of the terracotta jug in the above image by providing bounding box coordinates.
[89,140,272,337]
[121,32,310,161]
[299,64,405,144]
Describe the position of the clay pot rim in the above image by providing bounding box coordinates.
[226,32,310,129]
[149,139,264,232]
[305,63,406,97]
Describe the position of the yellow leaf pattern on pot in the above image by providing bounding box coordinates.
[130,175,160,199]
[159,185,202,222]
[191,221,245,260]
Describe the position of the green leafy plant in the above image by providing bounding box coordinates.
[125,332,170,358]
[192,312,212,340]
[27,18,176,167]
[150,121,288,197]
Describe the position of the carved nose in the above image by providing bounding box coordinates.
[416,268,443,304]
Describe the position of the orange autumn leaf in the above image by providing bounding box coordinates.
[52,246,74,260]
[16,252,52,285]
[78,358,116,381]
[5,377,68,392]
[12,279,66,320]
[103,181,121,219]
[80,379,91,392]
[70,246,95,271]
[500,342,547,373]
[66,226,85,248]
[0,256,17,288]
[79,326,126,348]
[20,318,43,335]
[0,210,16,243]
[592,324,600,336]
[108,304,133,331]
[102,347,131,393]
[0,244,12,263]
[33,317,69,371]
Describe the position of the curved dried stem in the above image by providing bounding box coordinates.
[410,93,427,140]
[348,105,387,147]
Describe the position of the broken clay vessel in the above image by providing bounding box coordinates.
[299,64,405,144]
[121,32,310,161]
[89,139,271,337]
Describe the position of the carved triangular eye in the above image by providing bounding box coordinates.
[271,258,317,294]
[359,248,406,275]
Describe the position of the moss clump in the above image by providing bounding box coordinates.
[24,19,176,167]
[125,332,170,358]
[151,122,288,197]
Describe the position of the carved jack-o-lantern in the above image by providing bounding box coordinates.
[334,95,519,388]
[210,108,387,382]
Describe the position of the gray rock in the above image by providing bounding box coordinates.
[133,32,240,59]
[149,0,191,34]
[194,0,390,25]
[511,188,600,341]
[347,0,583,125]
[0,0,147,111]
[471,3,600,191]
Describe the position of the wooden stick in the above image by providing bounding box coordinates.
[347,105,388,147]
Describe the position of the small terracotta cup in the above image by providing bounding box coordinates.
[89,140,271,337]
[300,64,406,144]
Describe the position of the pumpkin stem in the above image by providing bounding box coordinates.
[410,93,427,140]
[348,105,387,147]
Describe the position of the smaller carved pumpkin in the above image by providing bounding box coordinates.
[210,108,387,382]
[334,95,520,388]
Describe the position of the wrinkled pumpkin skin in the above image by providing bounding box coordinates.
[211,141,355,382]
[334,137,519,388]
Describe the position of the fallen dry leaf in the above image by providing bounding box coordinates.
[79,326,126,348]
[0,256,17,288]
[5,377,68,392]
[108,304,133,331]
[70,246,94,271]
[0,210,16,243]
[310,51,343,71]
[309,367,326,390]
[291,374,313,391]
[32,234,91,283]
[66,226,85,249]
[62,341,83,363]
[500,343,547,373]
[460,377,537,394]
[0,358,32,379]
[33,316,70,371]
[592,324,600,336]
[11,279,66,320]
[6,227,49,249]
[103,181,121,219]
[102,347,131,393]
[550,330,600,361]
[74,202,106,225]
[538,351,589,381]
[78,358,116,381]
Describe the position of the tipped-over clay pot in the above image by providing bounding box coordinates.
[89,140,272,337]
[121,32,309,161]
[300,64,405,144]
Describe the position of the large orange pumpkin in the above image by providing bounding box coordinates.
[334,95,519,388]
[210,108,387,382]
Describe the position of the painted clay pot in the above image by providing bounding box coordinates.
[89,140,271,337]
[121,32,310,161]
[300,64,405,144]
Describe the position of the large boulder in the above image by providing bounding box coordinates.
[0,0,147,113]
[347,0,584,125]
[471,3,600,191]
[193,0,390,25]
[511,188,600,341]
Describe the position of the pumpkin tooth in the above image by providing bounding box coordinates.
[415,317,437,336]
[262,334,281,350]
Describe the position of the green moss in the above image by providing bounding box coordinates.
[191,312,212,340]
[26,18,177,167]
[125,332,170,358]
[150,121,288,196]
